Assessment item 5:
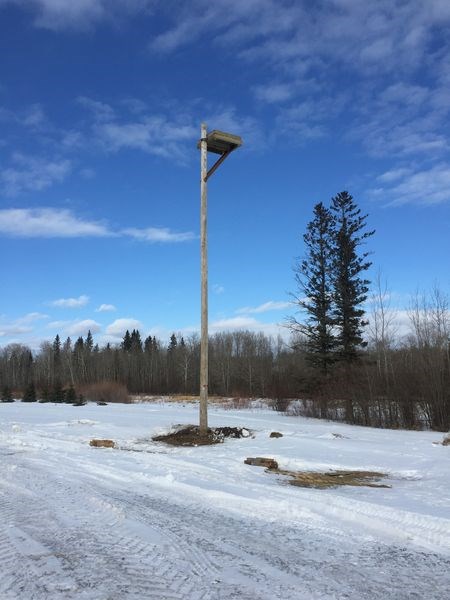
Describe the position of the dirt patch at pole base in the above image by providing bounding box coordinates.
[152,425,251,446]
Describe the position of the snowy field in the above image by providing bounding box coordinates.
[1,401,449,600]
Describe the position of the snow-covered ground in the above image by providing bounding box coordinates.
[1,401,449,599]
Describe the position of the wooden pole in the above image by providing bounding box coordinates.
[199,122,208,433]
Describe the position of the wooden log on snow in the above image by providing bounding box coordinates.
[244,457,278,470]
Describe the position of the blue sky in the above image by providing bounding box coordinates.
[0,0,449,349]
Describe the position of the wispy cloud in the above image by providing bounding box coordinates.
[0,208,111,238]
[370,163,450,206]
[76,95,264,160]
[15,312,49,324]
[0,207,196,243]
[50,295,90,309]
[47,318,101,336]
[96,303,117,312]
[0,154,71,196]
[91,114,196,161]
[236,300,291,314]
[149,1,450,162]
[77,96,116,121]
[1,0,155,32]
[0,311,48,338]
[123,227,196,243]
[253,83,294,104]
[0,324,33,337]
[21,103,47,128]
[212,284,225,295]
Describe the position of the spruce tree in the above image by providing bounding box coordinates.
[51,381,65,403]
[1,385,14,402]
[22,382,37,402]
[85,330,94,352]
[39,385,50,403]
[130,329,143,353]
[122,330,132,352]
[291,202,336,374]
[331,191,374,363]
[53,334,61,382]
[65,384,77,404]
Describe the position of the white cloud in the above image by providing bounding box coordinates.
[47,320,70,329]
[0,207,197,243]
[76,97,198,159]
[1,0,154,31]
[21,103,46,128]
[0,325,33,337]
[376,168,413,184]
[93,117,197,161]
[149,0,450,161]
[253,83,293,103]
[1,154,71,196]
[370,163,450,205]
[0,208,112,238]
[50,295,90,308]
[210,315,286,338]
[77,96,115,121]
[65,319,101,337]
[0,311,50,338]
[46,318,101,336]
[15,312,49,324]
[96,303,117,312]
[105,318,142,337]
[236,300,291,314]
[123,227,196,243]
[212,284,225,295]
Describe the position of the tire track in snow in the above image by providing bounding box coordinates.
[0,456,217,599]
[1,438,449,599]
[0,486,78,599]
[105,487,450,600]
[290,491,450,554]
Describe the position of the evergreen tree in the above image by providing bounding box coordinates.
[51,380,65,403]
[168,333,178,351]
[22,381,37,402]
[144,335,153,353]
[65,384,77,404]
[85,330,94,353]
[39,385,50,403]
[331,191,374,363]
[1,385,14,402]
[53,334,61,383]
[167,334,179,391]
[291,202,337,374]
[74,336,84,353]
[130,329,143,353]
[122,330,132,352]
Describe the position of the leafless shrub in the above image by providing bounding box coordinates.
[81,382,131,404]
[269,397,291,412]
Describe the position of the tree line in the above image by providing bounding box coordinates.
[1,191,448,431]
[0,329,297,403]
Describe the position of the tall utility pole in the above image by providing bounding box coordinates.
[198,124,242,433]
[199,123,208,432]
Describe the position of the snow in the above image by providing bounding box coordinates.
[1,400,449,599]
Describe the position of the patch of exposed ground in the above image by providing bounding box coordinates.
[152,425,251,446]
[245,457,390,488]
[279,469,391,489]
